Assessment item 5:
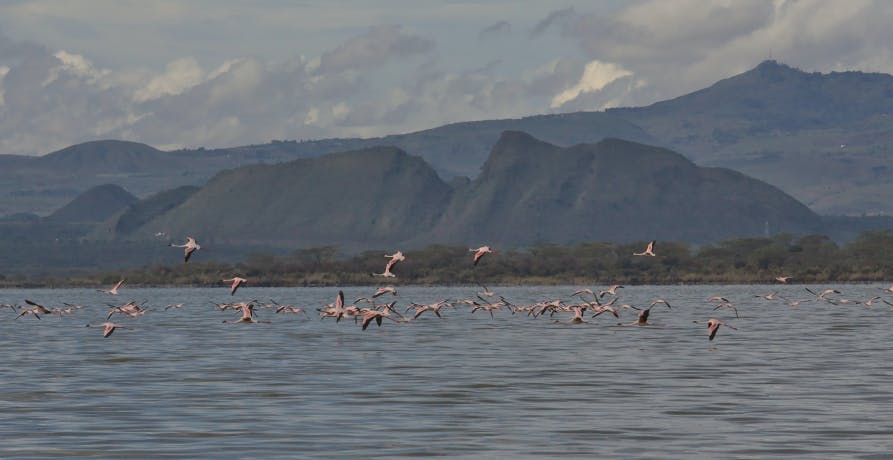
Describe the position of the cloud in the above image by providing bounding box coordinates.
[315,25,434,75]
[555,0,893,102]
[478,21,511,40]
[531,7,575,37]
[550,60,633,108]
[132,57,205,102]
[3,2,893,157]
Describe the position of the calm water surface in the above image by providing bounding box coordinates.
[2,284,893,459]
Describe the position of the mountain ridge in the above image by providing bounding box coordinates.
[106,131,824,248]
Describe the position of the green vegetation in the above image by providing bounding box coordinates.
[3,231,892,288]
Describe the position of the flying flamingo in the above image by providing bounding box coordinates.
[373,251,405,277]
[23,299,54,315]
[754,291,783,301]
[223,302,268,323]
[599,285,624,298]
[85,322,132,337]
[97,278,125,296]
[694,318,737,341]
[712,302,739,318]
[776,275,793,283]
[15,306,43,319]
[633,240,656,257]
[360,302,403,330]
[223,277,247,296]
[571,288,597,299]
[372,286,398,298]
[477,283,495,298]
[805,287,841,302]
[319,291,348,322]
[469,246,493,266]
[624,300,671,326]
[169,236,201,263]
[408,300,451,319]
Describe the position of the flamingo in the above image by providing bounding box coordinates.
[408,300,451,319]
[754,291,783,301]
[106,301,148,320]
[360,302,403,330]
[223,277,247,296]
[694,318,737,341]
[712,302,739,318]
[625,300,671,326]
[633,240,656,256]
[477,283,495,298]
[785,298,811,307]
[373,251,405,277]
[570,288,597,300]
[275,305,308,316]
[805,287,841,302]
[372,286,398,298]
[319,291,348,322]
[15,306,43,319]
[591,305,621,319]
[469,246,493,266]
[169,236,201,263]
[223,302,268,323]
[97,278,125,296]
[85,322,132,337]
[24,299,54,315]
[568,306,589,323]
[599,285,624,298]
[776,275,793,283]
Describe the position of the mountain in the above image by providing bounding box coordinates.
[337,111,656,179]
[428,131,822,246]
[46,184,138,223]
[112,132,823,248]
[6,61,893,218]
[609,60,893,214]
[117,147,454,248]
[0,113,652,217]
[35,140,180,174]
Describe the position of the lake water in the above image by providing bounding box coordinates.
[1,284,892,459]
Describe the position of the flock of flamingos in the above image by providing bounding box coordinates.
[4,238,893,342]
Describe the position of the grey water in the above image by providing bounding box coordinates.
[2,284,893,459]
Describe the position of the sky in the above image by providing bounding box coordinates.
[0,0,891,155]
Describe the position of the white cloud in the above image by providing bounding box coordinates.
[550,60,633,108]
[1,1,893,156]
[133,57,205,102]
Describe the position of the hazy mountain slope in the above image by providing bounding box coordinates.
[131,147,454,247]
[0,140,221,217]
[0,113,651,217]
[46,184,137,223]
[610,60,893,214]
[428,132,822,246]
[121,132,823,249]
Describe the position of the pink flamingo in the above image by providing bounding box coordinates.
[97,278,125,296]
[85,322,132,337]
[223,277,247,296]
[694,318,737,341]
[169,236,201,263]
[633,240,656,256]
[469,246,493,266]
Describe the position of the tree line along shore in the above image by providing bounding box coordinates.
[1,231,891,289]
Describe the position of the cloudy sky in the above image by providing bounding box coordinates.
[0,0,890,155]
